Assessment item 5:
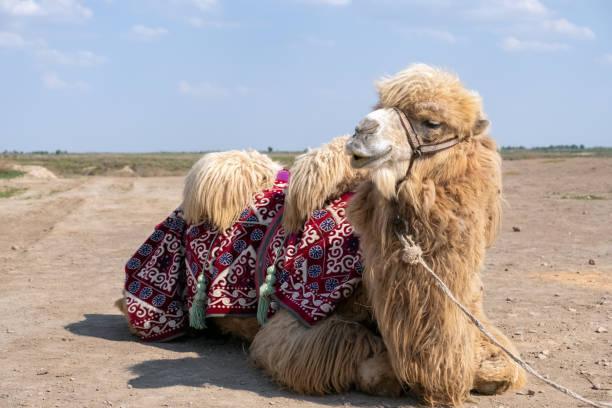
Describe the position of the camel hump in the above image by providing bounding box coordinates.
[182,150,282,229]
[283,136,370,233]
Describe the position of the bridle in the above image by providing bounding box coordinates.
[393,107,462,176]
[391,107,465,243]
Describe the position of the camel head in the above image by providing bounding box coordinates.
[346,63,490,198]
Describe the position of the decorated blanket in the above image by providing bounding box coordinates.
[123,170,364,341]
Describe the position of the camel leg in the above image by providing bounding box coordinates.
[249,309,402,396]
[473,323,527,394]
[469,292,527,395]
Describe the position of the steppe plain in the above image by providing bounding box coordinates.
[1,152,610,408]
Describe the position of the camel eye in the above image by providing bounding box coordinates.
[424,120,442,129]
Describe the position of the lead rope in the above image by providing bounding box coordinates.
[397,232,612,408]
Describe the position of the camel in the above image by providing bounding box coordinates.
[118,63,526,406]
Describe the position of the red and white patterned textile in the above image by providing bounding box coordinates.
[123,170,363,341]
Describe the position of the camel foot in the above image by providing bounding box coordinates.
[473,349,526,395]
[356,352,403,397]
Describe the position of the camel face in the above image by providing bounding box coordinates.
[345,108,409,170]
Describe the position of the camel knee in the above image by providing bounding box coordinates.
[250,309,383,395]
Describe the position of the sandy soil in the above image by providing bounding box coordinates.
[1,158,611,408]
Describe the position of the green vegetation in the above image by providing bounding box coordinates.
[500,145,612,160]
[1,151,300,177]
[268,152,300,168]
[561,194,607,200]
[0,187,28,198]
[0,169,25,179]
[3,152,203,177]
[1,145,610,177]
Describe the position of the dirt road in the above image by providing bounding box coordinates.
[1,158,611,408]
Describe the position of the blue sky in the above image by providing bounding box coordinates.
[1,0,611,152]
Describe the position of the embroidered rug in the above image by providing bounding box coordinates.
[123,170,363,341]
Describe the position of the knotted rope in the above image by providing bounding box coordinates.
[398,233,612,408]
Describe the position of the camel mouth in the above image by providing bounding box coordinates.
[349,147,392,169]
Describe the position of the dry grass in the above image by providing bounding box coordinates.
[2,147,610,177]
[2,152,299,177]
[561,194,607,200]
[0,187,28,198]
[500,147,612,160]
[0,161,25,179]
[0,170,25,179]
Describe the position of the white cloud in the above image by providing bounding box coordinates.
[296,0,350,6]
[0,31,107,66]
[397,27,457,43]
[467,0,548,19]
[0,0,92,20]
[189,0,216,11]
[502,0,546,15]
[131,25,168,41]
[603,54,612,65]
[0,31,28,47]
[40,0,92,19]
[501,36,568,52]
[542,18,595,40]
[465,1,595,42]
[42,72,89,90]
[0,0,42,15]
[178,80,230,97]
[37,48,107,66]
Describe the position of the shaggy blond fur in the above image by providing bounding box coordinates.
[282,136,369,233]
[250,283,403,397]
[376,63,483,136]
[346,64,525,405]
[182,150,282,228]
[119,64,525,406]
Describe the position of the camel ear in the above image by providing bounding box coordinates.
[472,119,490,136]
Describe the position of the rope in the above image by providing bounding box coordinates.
[398,234,612,408]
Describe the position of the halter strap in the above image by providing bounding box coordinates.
[394,107,423,153]
[393,108,462,174]
[394,108,461,157]
[393,108,463,188]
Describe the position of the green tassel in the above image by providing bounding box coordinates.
[189,274,208,329]
[189,302,207,330]
[257,265,277,325]
[257,293,271,326]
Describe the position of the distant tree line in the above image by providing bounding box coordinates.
[500,144,586,151]
[2,149,68,155]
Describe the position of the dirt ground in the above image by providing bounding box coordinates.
[1,158,611,408]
